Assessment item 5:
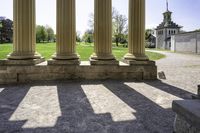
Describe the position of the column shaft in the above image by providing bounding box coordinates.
[8,0,40,60]
[53,0,79,60]
[124,0,148,61]
[91,0,115,60]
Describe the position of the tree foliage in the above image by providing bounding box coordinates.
[46,26,54,42]
[0,17,13,44]
[82,30,94,43]
[86,8,128,46]
[195,29,200,32]
[145,29,154,40]
[112,8,128,46]
[36,25,54,43]
[76,31,82,42]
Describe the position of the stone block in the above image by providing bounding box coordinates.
[0,73,17,84]
[47,59,80,65]
[172,100,200,132]
[158,71,166,80]
[174,115,200,133]
[90,59,119,66]
[0,58,45,66]
[122,59,155,66]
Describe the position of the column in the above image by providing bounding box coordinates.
[90,0,117,65]
[52,0,79,63]
[123,0,148,61]
[8,0,41,60]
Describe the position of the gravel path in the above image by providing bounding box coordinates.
[0,51,199,133]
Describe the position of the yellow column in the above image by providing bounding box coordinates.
[90,0,118,65]
[124,0,148,61]
[52,0,79,61]
[8,0,41,60]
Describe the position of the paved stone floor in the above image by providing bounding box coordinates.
[0,51,200,133]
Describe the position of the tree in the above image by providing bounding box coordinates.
[145,29,156,48]
[145,29,154,40]
[82,29,94,44]
[0,17,13,44]
[36,25,47,43]
[76,31,82,42]
[112,8,128,47]
[87,8,128,47]
[46,26,54,42]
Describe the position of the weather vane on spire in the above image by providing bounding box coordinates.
[166,0,169,11]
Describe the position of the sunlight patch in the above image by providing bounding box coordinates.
[9,86,61,128]
[81,85,136,122]
[0,88,4,93]
[124,82,182,109]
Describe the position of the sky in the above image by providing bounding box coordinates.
[0,0,200,35]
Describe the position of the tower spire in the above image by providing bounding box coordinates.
[166,0,169,11]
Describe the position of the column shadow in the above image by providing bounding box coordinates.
[143,80,194,99]
[103,81,174,133]
[0,81,179,133]
[0,84,30,132]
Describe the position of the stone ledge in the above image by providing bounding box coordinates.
[47,59,80,65]
[90,59,119,65]
[172,100,200,132]
[0,58,45,66]
[122,59,155,66]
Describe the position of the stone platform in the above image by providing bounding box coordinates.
[0,61,157,84]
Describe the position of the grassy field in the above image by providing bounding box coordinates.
[0,43,165,61]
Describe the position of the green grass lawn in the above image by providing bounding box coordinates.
[0,43,165,61]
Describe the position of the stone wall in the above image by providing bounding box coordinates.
[0,61,157,84]
[171,31,200,54]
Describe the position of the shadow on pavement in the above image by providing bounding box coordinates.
[0,80,188,133]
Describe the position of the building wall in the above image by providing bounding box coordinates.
[171,31,200,54]
[156,29,165,49]
[156,28,179,50]
[197,33,200,53]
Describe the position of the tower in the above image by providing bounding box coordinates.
[155,0,182,50]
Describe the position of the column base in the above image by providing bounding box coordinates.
[90,53,116,60]
[123,53,149,61]
[90,53,119,65]
[90,59,119,66]
[0,58,45,66]
[52,53,80,60]
[47,59,80,65]
[7,52,42,60]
